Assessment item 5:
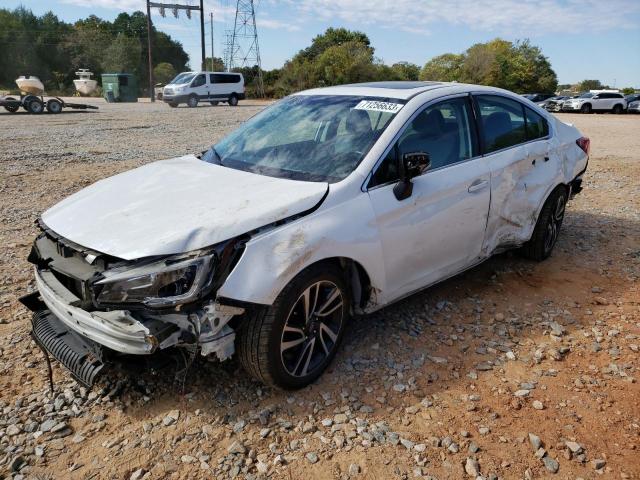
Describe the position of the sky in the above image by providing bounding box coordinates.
[2,0,639,87]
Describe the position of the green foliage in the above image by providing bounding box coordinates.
[577,79,603,91]
[205,57,225,71]
[0,7,188,94]
[621,87,636,95]
[102,33,141,74]
[420,38,558,93]
[153,62,176,84]
[420,53,464,81]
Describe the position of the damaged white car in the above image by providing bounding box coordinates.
[22,81,589,389]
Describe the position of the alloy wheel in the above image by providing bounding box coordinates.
[280,280,344,378]
[544,194,566,254]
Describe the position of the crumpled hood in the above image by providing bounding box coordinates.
[42,155,328,260]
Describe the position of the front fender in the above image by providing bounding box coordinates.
[217,192,386,307]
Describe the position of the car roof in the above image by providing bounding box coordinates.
[295,81,455,100]
[294,81,518,100]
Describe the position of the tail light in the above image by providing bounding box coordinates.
[576,137,590,155]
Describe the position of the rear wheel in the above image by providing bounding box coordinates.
[209,101,219,106]
[612,104,624,114]
[580,103,591,114]
[228,94,238,106]
[187,95,198,108]
[46,99,62,114]
[238,263,349,389]
[521,187,567,261]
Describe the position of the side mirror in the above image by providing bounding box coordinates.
[592,95,600,99]
[393,151,431,201]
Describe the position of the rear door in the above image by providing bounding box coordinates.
[474,94,555,254]
[367,95,491,300]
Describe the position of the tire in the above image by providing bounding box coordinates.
[46,99,62,114]
[209,101,219,106]
[612,104,623,114]
[3,97,19,113]
[521,187,568,261]
[237,263,350,389]
[156,93,163,100]
[168,102,178,108]
[228,94,238,106]
[187,95,198,108]
[580,103,591,114]
[27,98,44,114]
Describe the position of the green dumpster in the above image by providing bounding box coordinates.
[101,73,138,102]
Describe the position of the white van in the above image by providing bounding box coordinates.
[162,71,245,108]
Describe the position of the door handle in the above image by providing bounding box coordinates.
[468,179,489,193]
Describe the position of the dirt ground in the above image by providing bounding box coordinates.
[0,99,638,480]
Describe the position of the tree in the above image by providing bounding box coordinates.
[419,38,557,93]
[102,33,141,74]
[621,87,636,95]
[314,40,377,86]
[577,79,603,91]
[420,53,464,81]
[205,57,225,71]
[153,62,176,84]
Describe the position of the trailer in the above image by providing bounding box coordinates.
[0,94,98,114]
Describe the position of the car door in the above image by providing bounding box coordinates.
[367,95,490,301]
[474,94,554,254]
[190,73,209,100]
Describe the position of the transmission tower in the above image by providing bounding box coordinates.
[224,0,264,97]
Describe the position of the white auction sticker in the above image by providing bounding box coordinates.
[354,100,403,114]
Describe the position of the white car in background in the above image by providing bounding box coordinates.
[162,71,245,108]
[562,92,627,113]
[22,82,589,389]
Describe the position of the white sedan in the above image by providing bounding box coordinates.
[23,81,589,389]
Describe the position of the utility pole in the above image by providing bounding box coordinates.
[210,12,214,71]
[199,0,205,71]
[146,0,155,102]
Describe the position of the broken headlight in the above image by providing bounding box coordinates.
[92,253,215,308]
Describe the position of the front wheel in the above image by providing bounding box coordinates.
[187,95,198,108]
[3,97,19,113]
[580,104,592,114]
[612,104,624,114]
[521,187,567,261]
[238,264,349,389]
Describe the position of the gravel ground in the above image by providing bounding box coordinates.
[0,99,639,480]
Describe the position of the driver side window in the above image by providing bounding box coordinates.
[369,96,478,188]
[191,74,206,88]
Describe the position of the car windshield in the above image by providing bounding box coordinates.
[203,95,402,182]
[170,73,195,85]
[579,93,594,98]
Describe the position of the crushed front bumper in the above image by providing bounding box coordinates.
[30,267,174,355]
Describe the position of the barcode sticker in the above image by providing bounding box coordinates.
[354,100,403,114]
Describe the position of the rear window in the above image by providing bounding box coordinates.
[524,107,549,140]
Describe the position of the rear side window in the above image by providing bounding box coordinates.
[212,74,241,84]
[524,107,549,140]
[476,95,526,153]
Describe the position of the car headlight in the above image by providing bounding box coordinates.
[92,252,215,308]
